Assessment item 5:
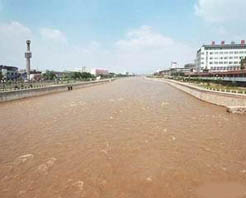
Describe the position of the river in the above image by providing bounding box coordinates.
[0,77,246,198]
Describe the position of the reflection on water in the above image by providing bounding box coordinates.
[0,78,246,197]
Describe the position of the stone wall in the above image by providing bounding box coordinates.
[149,78,246,114]
[0,79,114,103]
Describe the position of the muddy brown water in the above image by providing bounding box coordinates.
[0,77,246,198]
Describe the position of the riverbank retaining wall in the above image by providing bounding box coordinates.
[150,78,246,114]
[0,79,114,103]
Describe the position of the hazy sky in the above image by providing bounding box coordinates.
[1,0,246,73]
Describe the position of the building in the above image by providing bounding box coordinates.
[171,62,178,69]
[30,70,42,81]
[90,68,109,76]
[72,66,91,73]
[0,65,19,80]
[186,70,246,83]
[18,69,42,81]
[184,63,195,70]
[196,40,246,72]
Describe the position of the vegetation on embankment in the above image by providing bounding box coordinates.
[165,76,246,94]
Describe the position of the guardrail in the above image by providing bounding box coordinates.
[0,80,89,92]
[0,79,115,102]
[202,86,246,95]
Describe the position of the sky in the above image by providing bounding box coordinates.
[1,0,246,73]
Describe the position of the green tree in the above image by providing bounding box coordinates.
[80,72,94,79]
[69,72,95,80]
[42,71,56,80]
[70,72,82,80]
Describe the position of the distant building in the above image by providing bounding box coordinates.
[241,57,246,70]
[18,69,27,80]
[0,65,19,80]
[171,62,178,69]
[18,69,42,81]
[196,40,246,72]
[156,69,171,76]
[53,71,67,79]
[91,68,109,76]
[81,66,90,73]
[184,63,195,69]
[72,66,91,73]
[184,63,196,73]
[155,63,196,77]
[170,67,188,75]
[30,70,42,81]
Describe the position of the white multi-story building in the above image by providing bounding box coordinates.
[196,41,246,72]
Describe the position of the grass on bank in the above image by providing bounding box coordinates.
[165,76,246,94]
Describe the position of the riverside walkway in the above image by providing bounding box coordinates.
[0,77,246,198]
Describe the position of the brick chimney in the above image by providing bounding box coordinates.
[241,40,245,45]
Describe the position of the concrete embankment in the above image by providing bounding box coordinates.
[0,79,114,102]
[148,78,246,114]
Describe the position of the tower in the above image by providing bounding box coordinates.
[25,40,32,80]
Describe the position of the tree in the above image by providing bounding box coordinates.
[70,72,82,80]
[42,71,56,80]
[0,72,2,81]
[69,72,94,80]
[80,72,94,79]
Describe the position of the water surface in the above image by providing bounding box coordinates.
[0,78,246,197]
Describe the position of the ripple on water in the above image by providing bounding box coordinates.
[37,157,57,175]
[15,154,34,164]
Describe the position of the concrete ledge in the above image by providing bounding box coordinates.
[227,106,246,114]
[147,78,246,114]
[0,79,114,103]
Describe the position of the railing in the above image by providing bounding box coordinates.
[171,79,246,95]
[0,79,92,92]
[201,86,246,95]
